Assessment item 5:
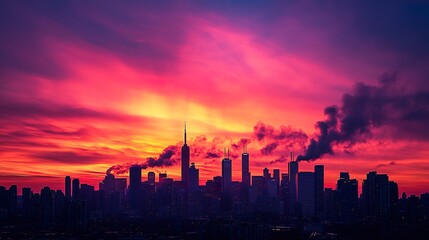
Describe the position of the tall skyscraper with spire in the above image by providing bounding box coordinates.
[181,122,190,189]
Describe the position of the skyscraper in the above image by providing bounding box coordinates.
[336,172,358,221]
[314,165,324,217]
[273,169,280,188]
[263,168,270,179]
[288,152,298,216]
[129,165,142,209]
[222,149,232,192]
[181,122,190,189]
[362,171,389,222]
[189,163,199,192]
[241,146,250,188]
[65,176,71,199]
[298,172,315,217]
[72,178,80,200]
[241,147,250,204]
[148,171,155,185]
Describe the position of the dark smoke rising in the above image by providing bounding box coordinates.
[253,121,308,158]
[106,145,179,175]
[297,73,429,161]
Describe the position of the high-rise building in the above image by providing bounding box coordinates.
[281,173,290,215]
[241,147,251,204]
[222,149,232,192]
[129,165,142,209]
[298,172,315,217]
[8,185,17,218]
[181,122,190,188]
[65,176,71,199]
[72,178,80,200]
[263,168,270,179]
[148,171,155,184]
[362,171,390,222]
[314,165,324,217]
[189,163,199,192]
[241,147,250,187]
[129,166,142,190]
[288,153,298,216]
[336,172,358,221]
[22,187,32,219]
[159,172,167,183]
[41,186,53,224]
[273,169,280,187]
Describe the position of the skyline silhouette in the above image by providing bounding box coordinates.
[1,1,429,238]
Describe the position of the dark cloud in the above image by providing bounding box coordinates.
[297,73,429,161]
[376,161,396,168]
[0,98,151,124]
[106,145,180,175]
[269,155,287,164]
[261,142,279,155]
[30,150,114,164]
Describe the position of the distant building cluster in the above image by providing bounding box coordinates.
[1,127,429,231]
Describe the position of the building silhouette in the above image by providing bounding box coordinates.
[148,171,155,185]
[298,171,315,217]
[129,165,142,209]
[72,179,80,200]
[189,163,199,192]
[181,122,190,189]
[65,176,71,199]
[221,149,232,192]
[314,165,324,217]
[288,153,298,216]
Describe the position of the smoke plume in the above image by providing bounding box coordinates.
[297,73,429,161]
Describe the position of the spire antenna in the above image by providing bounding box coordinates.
[184,121,187,145]
[227,148,230,159]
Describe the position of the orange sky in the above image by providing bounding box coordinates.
[1,1,429,195]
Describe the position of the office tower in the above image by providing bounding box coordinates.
[65,176,71,198]
[159,172,167,183]
[314,165,324,217]
[41,186,53,224]
[72,178,80,200]
[336,172,358,221]
[129,165,142,209]
[362,171,389,222]
[222,149,232,192]
[324,188,335,220]
[189,163,200,192]
[273,169,280,186]
[181,122,190,188]
[288,152,298,215]
[130,165,142,190]
[281,173,290,215]
[389,181,399,220]
[263,168,270,179]
[242,146,250,187]
[22,187,32,219]
[241,147,251,204]
[104,174,116,193]
[298,172,315,217]
[8,185,17,218]
[148,171,155,184]
[115,178,127,195]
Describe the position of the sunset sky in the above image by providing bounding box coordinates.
[1,1,429,195]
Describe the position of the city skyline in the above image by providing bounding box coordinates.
[1,1,429,198]
[1,123,429,197]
